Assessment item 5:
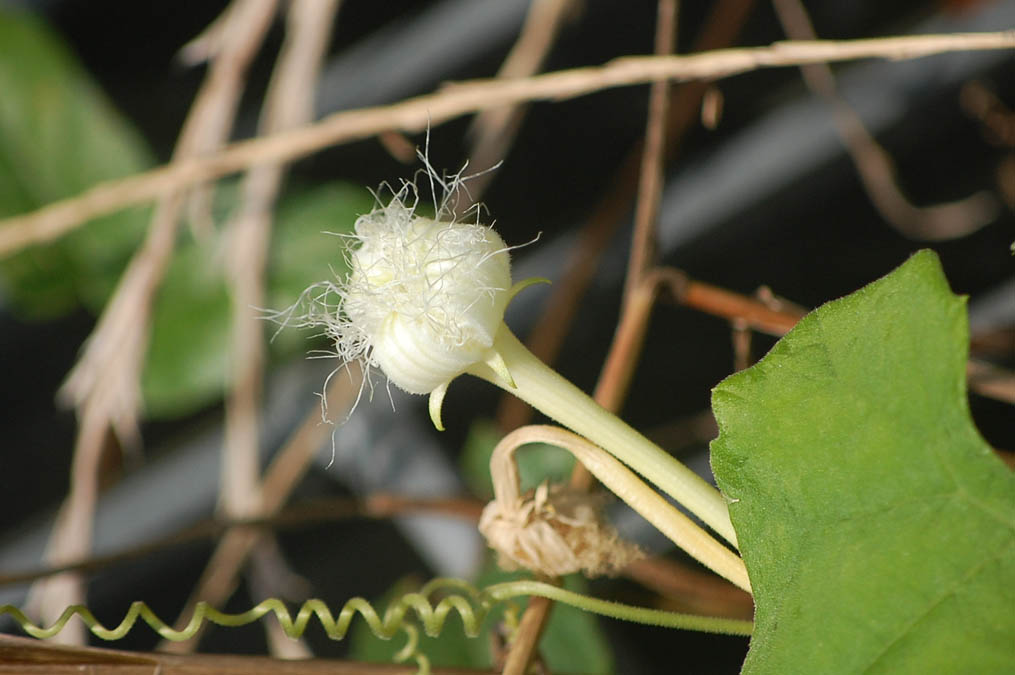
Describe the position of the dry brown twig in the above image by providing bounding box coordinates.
[179,0,282,238]
[2,30,1013,257]
[161,365,360,653]
[210,0,340,659]
[961,81,1015,211]
[0,491,484,589]
[591,0,679,422]
[221,0,313,530]
[731,319,753,372]
[669,273,1015,404]
[502,2,681,670]
[0,632,495,675]
[164,2,342,642]
[496,0,757,431]
[23,0,279,646]
[961,81,1015,148]
[221,0,336,550]
[771,0,998,240]
[622,0,675,302]
[624,556,754,620]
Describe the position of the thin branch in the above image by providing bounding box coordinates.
[181,0,283,238]
[496,0,756,431]
[592,275,667,421]
[673,272,806,335]
[221,0,337,531]
[594,0,681,421]
[624,556,754,620]
[961,80,1015,148]
[624,0,677,302]
[503,4,680,670]
[731,319,753,371]
[700,85,724,129]
[24,2,280,647]
[501,596,554,675]
[0,632,494,675]
[216,1,339,653]
[772,0,997,240]
[0,494,484,588]
[966,358,1015,405]
[2,31,1012,256]
[666,270,1015,404]
[160,365,359,653]
[21,408,108,646]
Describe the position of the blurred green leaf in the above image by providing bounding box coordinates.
[265,181,374,354]
[710,251,1015,673]
[349,562,613,673]
[348,576,491,669]
[473,563,614,675]
[0,8,153,318]
[539,578,614,675]
[460,419,576,500]
[142,239,230,418]
[141,181,371,418]
[268,182,372,303]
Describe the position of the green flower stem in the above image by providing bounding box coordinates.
[494,425,751,591]
[469,323,738,547]
[485,580,753,636]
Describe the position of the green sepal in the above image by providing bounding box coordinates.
[429,380,450,431]
[482,349,516,389]
[508,277,551,303]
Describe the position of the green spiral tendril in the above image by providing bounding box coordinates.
[391,622,431,675]
[0,578,752,645]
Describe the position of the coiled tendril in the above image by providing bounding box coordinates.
[1,578,752,643]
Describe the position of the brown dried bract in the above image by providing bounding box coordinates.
[479,481,642,578]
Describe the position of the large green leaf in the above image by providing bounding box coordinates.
[710,250,1014,673]
[0,8,152,317]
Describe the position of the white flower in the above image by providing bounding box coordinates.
[341,197,513,395]
[277,161,540,430]
[283,171,534,436]
[277,162,742,583]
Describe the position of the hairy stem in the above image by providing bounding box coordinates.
[470,324,738,546]
[493,426,751,591]
[486,581,753,635]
